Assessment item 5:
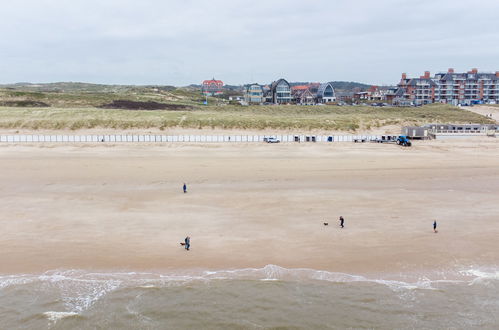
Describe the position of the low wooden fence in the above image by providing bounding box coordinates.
[0,134,382,143]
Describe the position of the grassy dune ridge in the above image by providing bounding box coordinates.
[0,84,494,131]
[0,104,493,131]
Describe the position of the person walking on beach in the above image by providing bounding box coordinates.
[183,183,187,194]
[433,220,437,233]
[184,236,191,250]
[339,216,344,228]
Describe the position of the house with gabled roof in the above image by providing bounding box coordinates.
[202,78,224,96]
[267,78,292,104]
[292,87,315,105]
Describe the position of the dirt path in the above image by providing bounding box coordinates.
[463,105,499,123]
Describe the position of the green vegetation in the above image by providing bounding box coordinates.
[0,103,492,131]
[0,83,202,108]
[0,83,493,131]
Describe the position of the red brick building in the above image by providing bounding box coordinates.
[393,69,499,105]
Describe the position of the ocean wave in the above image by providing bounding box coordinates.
[459,268,499,285]
[1,265,497,317]
[198,265,437,291]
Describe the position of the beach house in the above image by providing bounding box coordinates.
[244,84,264,104]
[292,87,316,105]
[316,82,336,103]
[268,79,292,104]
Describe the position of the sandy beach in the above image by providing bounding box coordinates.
[1,139,498,278]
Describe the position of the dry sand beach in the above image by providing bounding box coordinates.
[1,139,498,278]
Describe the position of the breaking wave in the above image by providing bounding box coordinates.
[1,264,497,320]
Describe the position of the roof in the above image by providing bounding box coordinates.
[291,85,310,91]
[390,88,406,97]
[245,84,263,92]
[270,78,290,92]
[203,79,223,85]
[317,82,335,97]
[407,78,437,87]
[292,88,314,98]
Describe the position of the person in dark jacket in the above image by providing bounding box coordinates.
[183,183,187,193]
[184,236,190,250]
[433,220,437,233]
[339,216,344,228]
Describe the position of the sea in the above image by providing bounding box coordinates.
[1,265,498,329]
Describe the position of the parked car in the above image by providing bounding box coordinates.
[263,137,280,143]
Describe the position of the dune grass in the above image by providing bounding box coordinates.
[0,103,493,131]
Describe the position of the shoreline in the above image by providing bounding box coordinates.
[1,263,496,285]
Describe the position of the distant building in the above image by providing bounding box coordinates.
[267,79,292,104]
[433,68,499,105]
[386,87,407,105]
[244,84,264,104]
[353,86,387,102]
[353,92,369,101]
[335,91,354,102]
[396,71,437,105]
[202,78,224,96]
[316,82,336,103]
[367,86,387,101]
[395,69,499,105]
[291,86,315,105]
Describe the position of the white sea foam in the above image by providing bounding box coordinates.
[459,267,499,285]
[1,264,498,317]
[43,311,79,322]
[197,265,440,291]
[0,274,36,289]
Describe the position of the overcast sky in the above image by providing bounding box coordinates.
[1,0,499,86]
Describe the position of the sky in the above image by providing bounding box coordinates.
[1,0,499,86]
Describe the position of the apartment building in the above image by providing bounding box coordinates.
[434,68,499,105]
[395,69,499,105]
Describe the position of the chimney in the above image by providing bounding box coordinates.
[472,68,478,74]
[402,73,407,80]
[496,71,499,78]
[448,68,454,73]
[424,71,430,79]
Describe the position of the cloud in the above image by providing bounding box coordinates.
[1,0,499,85]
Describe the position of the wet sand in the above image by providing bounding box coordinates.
[1,140,498,277]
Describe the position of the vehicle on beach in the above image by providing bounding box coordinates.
[396,135,412,146]
[372,135,412,146]
[263,137,280,143]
